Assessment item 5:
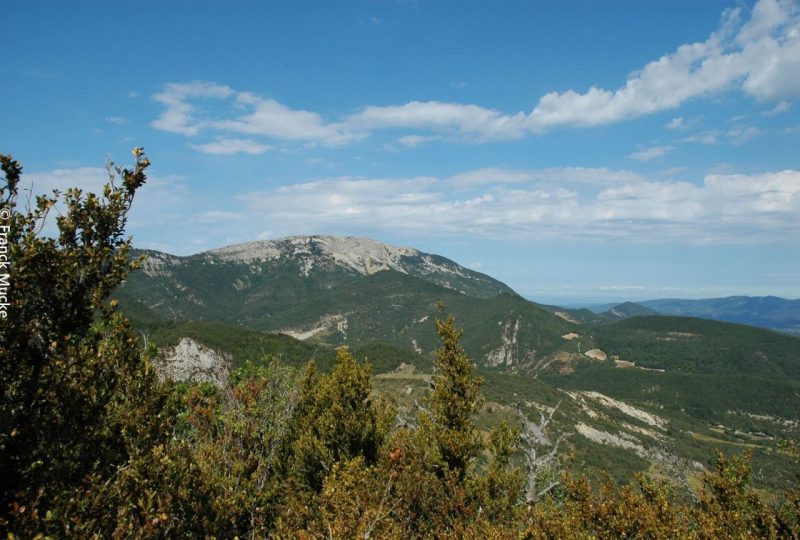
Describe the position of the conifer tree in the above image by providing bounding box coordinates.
[289,348,390,492]
[429,311,484,481]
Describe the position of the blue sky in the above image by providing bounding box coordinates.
[2,0,799,303]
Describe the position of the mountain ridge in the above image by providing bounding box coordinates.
[640,296,800,335]
[120,235,800,375]
[117,235,800,493]
[135,235,516,300]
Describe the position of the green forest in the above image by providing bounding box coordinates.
[2,151,800,538]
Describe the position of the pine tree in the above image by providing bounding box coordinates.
[429,312,484,481]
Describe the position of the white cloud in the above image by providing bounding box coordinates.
[20,166,191,237]
[628,146,674,162]
[704,170,800,214]
[189,138,271,155]
[680,131,721,145]
[151,0,800,148]
[211,92,358,145]
[231,167,800,244]
[446,168,537,187]
[397,134,442,147]
[727,125,762,144]
[24,166,112,196]
[660,166,689,178]
[345,101,528,141]
[526,0,800,131]
[737,0,800,100]
[761,100,792,115]
[151,81,232,136]
[446,167,643,187]
[680,124,763,145]
[666,117,685,130]
[194,210,246,222]
[105,116,127,125]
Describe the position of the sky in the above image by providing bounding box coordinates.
[2,0,799,304]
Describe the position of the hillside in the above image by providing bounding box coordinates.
[602,301,660,319]
[592,315,800,379]
[137,315,800,494]
[122,235,514,326]
[541,301,659,325]
[115,236,800,497]
[641,296,800,335]
[119,236,580,368]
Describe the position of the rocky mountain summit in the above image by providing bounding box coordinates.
[138,235,514,299]
[120,236,532,357]
[208,236,419,276]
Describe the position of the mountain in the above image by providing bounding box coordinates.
[601,301,660,319]
[641,296,800,335]
[117,235,800,493]
[538,301,658,325]
[119,237,800,375]
[124,235,513,323]
[119,235,580,367]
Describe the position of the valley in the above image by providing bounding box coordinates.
[118,235,800,494]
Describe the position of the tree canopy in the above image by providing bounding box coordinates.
[1,151,798,538]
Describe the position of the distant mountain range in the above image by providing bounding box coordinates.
[585,296,800,335]
[116,235,800,492]
[118,235,800,366]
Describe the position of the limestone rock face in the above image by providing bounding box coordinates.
[177,235,515,297]
[209,235,426,277]
[158,338,230,387]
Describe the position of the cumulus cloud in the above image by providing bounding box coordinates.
[345,101,528,141]
[704,170,800,214]
[24,165,799,247]
[20,165,191,237]
[527,0,800,131]
[151,82,360,146]
[151,81,233,136]
[210,92,357,144]
[231,167,800,244]
[151,0,800,148]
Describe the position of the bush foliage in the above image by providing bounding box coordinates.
[1,152,798,538]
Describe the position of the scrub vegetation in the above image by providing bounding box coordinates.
[2,152,799,538]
